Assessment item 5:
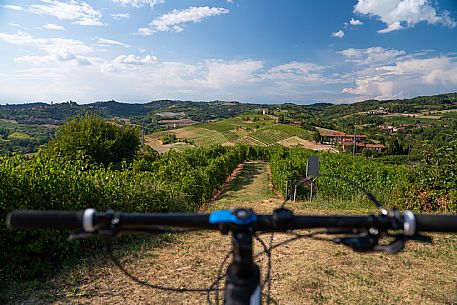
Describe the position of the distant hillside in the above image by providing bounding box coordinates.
[0,99,262,154]
[0,99,261,123]
[2,92,456,155]
[144,114,332,154]
[320,92,457,117]
[2,92,456,123]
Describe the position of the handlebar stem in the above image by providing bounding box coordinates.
[231,229,255,277]
[225,228,261,305]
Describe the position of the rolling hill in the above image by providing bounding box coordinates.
[144,114,331,153]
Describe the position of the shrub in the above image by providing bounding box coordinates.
[49,113,140,165]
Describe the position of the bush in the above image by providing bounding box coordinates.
[395,141,457,212]
[0,145,248,289]
[269,146,410,206]
[49,113,140,165]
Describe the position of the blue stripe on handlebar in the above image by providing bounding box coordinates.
[209,210,257,225]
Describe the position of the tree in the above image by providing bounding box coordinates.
[312,130,321,143]
[278,113,286,124]
[386,138,407,155]
[161,133,176,144]
[49,113,140,165]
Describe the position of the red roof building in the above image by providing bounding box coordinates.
[319,131,385,153]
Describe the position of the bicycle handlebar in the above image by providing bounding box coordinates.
[6,210,85,230]
[6,209,457,234]
[415,214,457,232]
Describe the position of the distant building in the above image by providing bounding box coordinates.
[159,119,196,128]
[378,124,406,133]
[319,131,385,153]
[364,143,386,152]
[365,110,388,115]
[319,131,366,145]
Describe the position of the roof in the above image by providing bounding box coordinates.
[365,144,386,149]
[342,143,386,149]
[319,131,347,137]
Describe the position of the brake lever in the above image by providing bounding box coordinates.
[334,233,433,254]
[333,234,378,252]
[374,234,432,254]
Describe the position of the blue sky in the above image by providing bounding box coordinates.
[0,0,456,104]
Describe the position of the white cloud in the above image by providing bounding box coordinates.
[382,57,457,85]
[354,0,456,33]
[138,6,229,35]
[42,23,65,30]
[95,37,129,47]
[263,62,330,83]
[0,31,92,66]
[2,5,24,11]
[30,0,104,26]
[342,76,396,100]
[15,53,91,66]
[204,60,262,88]
[113,54,157,65]
[112,13,130,20]
[331,30,345,38]
[349,18,363,25]
[341,46,457,100]
[339,47,406,65]
[112,0,164,8]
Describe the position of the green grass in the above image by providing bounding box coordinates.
[221,130,240,142]
[250,129,291,145]
[212,162,274,209]
[270,124,313,140]
[8,131,31,140]
[192,133,227,146]
[295,195,380,214]
[198,118,245,132]
[235,136,267,146]
[148,115,315,152]
[383,116,442,125]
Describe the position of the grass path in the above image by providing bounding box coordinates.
[12,162,457,304]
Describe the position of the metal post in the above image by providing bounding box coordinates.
[285,180,289,200]
[293,184,297,202]
[309,181,313,202]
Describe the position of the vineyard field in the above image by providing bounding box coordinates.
[146,115,323,153]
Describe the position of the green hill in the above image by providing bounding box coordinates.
[145,114,318,152]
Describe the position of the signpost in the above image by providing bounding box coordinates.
[306,156,320,202]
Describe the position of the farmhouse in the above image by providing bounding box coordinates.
[320,131,366,145]
[319,131,385,153]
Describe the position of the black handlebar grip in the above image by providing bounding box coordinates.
[415,214,457,232]
[6,210,84,230]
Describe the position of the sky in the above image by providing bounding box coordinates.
[0,0,457,104]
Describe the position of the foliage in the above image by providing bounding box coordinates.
[395,141,457,212]
[49,113,141,165]
[269,146,410,206]
[160,133,177,144]
[3,93,457,157]
[0,145,252,288]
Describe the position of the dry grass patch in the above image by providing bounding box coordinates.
[278,136,337,152]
